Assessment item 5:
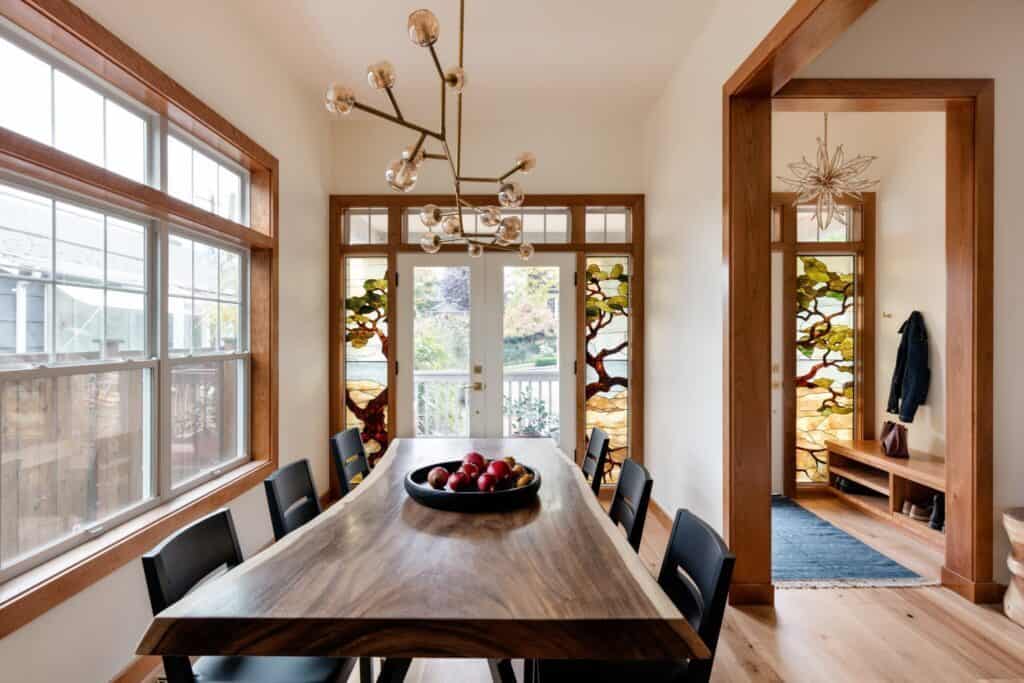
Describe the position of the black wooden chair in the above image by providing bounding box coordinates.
[580,427,610,496]
[533,509,735,683]
[141,508,354,683]
[330,428,371,496]
[608,457,653,552]
[264,458,321,541]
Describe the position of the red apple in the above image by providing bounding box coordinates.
[463,452,487,470]
[446,470,470,491]
[476,473,497,493]
[427,466,449,490]
[459,462,481,479]
[486,460,511,481]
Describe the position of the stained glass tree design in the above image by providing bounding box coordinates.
[344,259,389,465]
[584,257,630,484]
[795,255,855,483]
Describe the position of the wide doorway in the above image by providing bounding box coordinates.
[395,252,576,454]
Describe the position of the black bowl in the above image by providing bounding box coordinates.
[405,460,541,512]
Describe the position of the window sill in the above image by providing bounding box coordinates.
[0,459,273,639]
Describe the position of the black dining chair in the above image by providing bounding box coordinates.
[331,428,371,496]
[608,457,653,552]
[141,508,355,683]
[264,458,321,541]
[533,509,735,683]
[581,427,610,496]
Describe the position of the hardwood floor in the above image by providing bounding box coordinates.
[374,495,1024,683]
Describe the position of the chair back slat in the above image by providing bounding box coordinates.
[142,508,243,683]
[608,458,652,552]
[330,428,371,496]
[657,509,736,683]
[264,459,321,541]
[580,427,610,496]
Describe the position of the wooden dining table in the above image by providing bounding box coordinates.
[137,438,708,671]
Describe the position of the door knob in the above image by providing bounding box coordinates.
[463,381,485,391]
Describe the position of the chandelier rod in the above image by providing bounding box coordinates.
[456,0,465,176]
[383,86,403,120]
[352,101,442,140]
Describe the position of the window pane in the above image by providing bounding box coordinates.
[55,202,104,287]
[219,250,239,301]
[796,205,852,243]
[217,166,241,222]
[106,217,146,291]
[53,72,104,167]
[168,296,193,356]
[192,150,218,214]
[0,369,150,568]
[168,235,192,296]
[523,212,545,245]
[585,211,606,243]
[193,242,218,298]
[219,302,238,351]
[0,277,48,365]
[0,183,52,279]
[170,360,241,486]
[105,99,146,183]
[105,290,146,359]
[606,210,629,242]
[369,212,388,244]
[55,284,102,361]
[546,211,569,243]
[193,299,218,353]
[167,136,193,203]
[0,37,52,145]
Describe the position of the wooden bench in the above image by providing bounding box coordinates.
[824,439,946,547]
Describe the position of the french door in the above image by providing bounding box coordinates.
[395,252,576,453]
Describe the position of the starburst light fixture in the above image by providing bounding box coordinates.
[324,0,537,259]
[777,112,879,231]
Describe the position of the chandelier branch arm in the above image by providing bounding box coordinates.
[427,44,446,81]
[351,101,443,140]
[498,162,526,182]
[383,86,403,120]
[457,0,465,176]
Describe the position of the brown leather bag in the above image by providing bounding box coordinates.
[880,420,910,458]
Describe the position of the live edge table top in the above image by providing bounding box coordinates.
[137,438,708,661]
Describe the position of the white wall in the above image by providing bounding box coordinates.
[0,1,333,680]
[640,0,795,528]
[800,0,1022,585]
[771,112,947,478]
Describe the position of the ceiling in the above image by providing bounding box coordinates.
[227,0,716,121]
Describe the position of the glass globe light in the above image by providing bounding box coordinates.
[385,159,418,192]
[420,232,442,254]
[367,61,396,90]
[324,83,355,115]
[516,152,537,173]
[497,216,522,243]
[467,242,484,258]
[420,204,442,228]
[498,182,525,208]
[518,242,535,261]
[408,9,440,47]
[402,144,425,166]
[480,206,502,227]
[444,67,466,93]
[442,215,462,235]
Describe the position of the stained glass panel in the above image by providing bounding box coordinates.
[344,257,389,464]
[795,254,855,483]
[584,256,629,484]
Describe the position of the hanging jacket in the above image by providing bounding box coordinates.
[887,310,930,423]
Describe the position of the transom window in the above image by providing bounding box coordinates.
[344,207,389,245]
[585,207,632,243]
[168,135,247,224]
[403,206,570,244]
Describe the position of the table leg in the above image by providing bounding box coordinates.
[376,658,411,683]
[360,656,374,683]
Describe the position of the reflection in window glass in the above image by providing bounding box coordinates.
[55,202,104,287]
[170,359,242,485]
[0,183,53,279]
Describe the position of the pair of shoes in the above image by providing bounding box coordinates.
[929,493,945,530]
[901,500,913,516]
[910,504,932,522]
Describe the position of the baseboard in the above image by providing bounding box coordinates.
[320,489,337,510]
[941,566,1007,604]
[111,655,161,683]
[728,582,775,606]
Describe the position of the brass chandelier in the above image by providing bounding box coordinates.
[324,0,537,259]
[778,112,879,231]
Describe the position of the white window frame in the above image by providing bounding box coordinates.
[0,175,252,583]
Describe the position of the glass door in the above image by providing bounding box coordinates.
[395,252,575,453]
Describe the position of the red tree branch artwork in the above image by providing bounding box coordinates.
[345,273,389,465]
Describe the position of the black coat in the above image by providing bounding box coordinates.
[887,311,930,423]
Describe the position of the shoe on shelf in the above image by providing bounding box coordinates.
[901,500,913,516]
[929,493,945,530]
[910,504,932,522]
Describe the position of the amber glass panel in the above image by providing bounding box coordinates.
[344,257,388,464]
[795,255,855,483]
[584,256,629,484]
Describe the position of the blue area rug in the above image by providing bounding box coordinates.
[772,496,924,586]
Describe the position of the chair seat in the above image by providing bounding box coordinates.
[537,659,689,683]
[194,655,350,683]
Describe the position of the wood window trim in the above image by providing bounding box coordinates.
[0,0,279,635]
[724,0,997,606]
[329,194,644,499]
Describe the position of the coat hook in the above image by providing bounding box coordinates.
[882,312,893,319]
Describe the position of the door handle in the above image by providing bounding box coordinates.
[463,381,485,391]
